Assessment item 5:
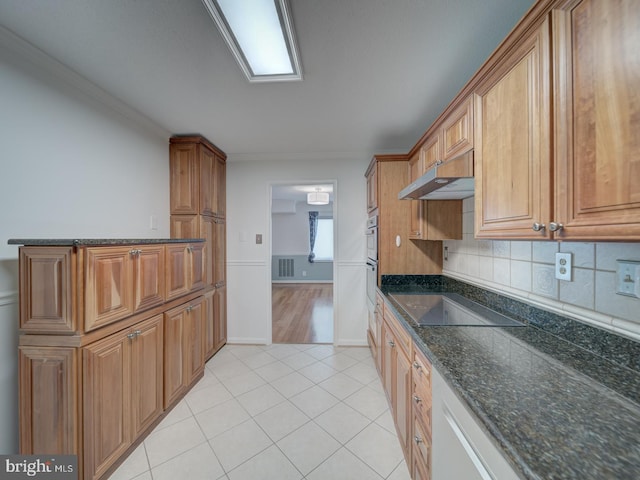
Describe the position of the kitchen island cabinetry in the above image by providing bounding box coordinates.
[11,239,207,480]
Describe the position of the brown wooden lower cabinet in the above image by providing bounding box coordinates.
[379,300,432,480]
[15,241,212,480]
[83,315,163,480]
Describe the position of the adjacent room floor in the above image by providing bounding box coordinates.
[108,343,410,480]
[272,283,333,344]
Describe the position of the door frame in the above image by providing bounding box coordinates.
[267,179,338,345]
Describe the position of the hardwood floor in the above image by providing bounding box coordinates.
[272,283,333,344]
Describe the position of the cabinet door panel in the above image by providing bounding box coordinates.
[170,143,199,215]
[164,306,187,407]
[170,215,199,239]
[165,245,189,301]
[133,246,165,312]
[474,19,551,239]
[19,347,77,454]
[422,134,441,172]
[204,290,215,359]
[201,216,215,287]
[442,96,473,161]
[554,0,640,239]
[83,333,131,480]
[85,247,134,331]
[395,348,411,459]
[185,297,205,385]
[131,315,163,437]
[189,243,206,292]
[213,154,226,218]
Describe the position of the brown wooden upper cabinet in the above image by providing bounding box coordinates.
[85,245,165,332]
[170,138,226,219]
[165,243,206,301]
[441,95,474,163]
[475,0,640,240]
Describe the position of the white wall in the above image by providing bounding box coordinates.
[227,157,369,346]
[272,201,332,256]
[0,30,170,453]
[444,197,640,341]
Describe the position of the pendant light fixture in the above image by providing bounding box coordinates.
[307,187,329,205]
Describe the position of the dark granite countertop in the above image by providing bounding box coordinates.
[381,276,640,480]
[7,238,205,246]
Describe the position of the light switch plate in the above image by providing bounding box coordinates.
[256,234,263,244]
[555,252,572,281]
[616,260,640,298]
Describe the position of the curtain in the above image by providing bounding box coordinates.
[308,211,319,263]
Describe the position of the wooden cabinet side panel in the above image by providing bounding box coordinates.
[19,247,75,333]
[170,143,199,215]
[213,218,226,287]
[131,315,164,438]
[83,334,131,480]
[554,0,640,239]
[84,247,134,332]
[213,285,227,353]
[19,347,77,454]
[214,155,226,219]
[200,216,215,288]
[133,246,165,313]
[426,201,463,240]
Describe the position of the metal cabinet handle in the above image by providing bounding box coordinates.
[414,435,423,444]
[129,249,141,255]
[186,305,194,313]
[127,332,136,339]
[532,222,545,232]
[413,361,421,370]
[413,395,421,404]
[549,222,564,232]
[388,340,395,347]
[187,245,194,253]
[134,330,141,336]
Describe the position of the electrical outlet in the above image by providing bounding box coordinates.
[555,252,572,281]
[149,215,158,230]
[616,260,640,298]
[302,270,307,277]
[256,234,262,244]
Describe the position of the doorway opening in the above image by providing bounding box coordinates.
[270,182,336,344]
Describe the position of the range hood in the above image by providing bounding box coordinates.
[398,151,474,200]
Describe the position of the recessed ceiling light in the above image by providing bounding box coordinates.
[202,0,303,82]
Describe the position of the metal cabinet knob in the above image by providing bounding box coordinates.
[532,222,545,232]
[388,340,395,347]
[414,435,423,444]
[127,332,136,339]
[129,249,141,255]
[134,330,141,336]
[413,395,421,404]
[413,361,421,370]
[549,222,564,232]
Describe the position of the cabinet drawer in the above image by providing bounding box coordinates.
[412,348,432,391]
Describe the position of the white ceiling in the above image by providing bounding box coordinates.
[0,0,535,160]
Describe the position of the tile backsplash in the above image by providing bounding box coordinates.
[443,197,640,341]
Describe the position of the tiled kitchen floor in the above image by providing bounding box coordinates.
[109,343,410,480]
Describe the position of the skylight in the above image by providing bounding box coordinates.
[201,0,303,82]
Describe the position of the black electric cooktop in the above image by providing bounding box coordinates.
[389,292,525,327]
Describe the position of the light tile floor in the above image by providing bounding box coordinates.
[109,343,411,480]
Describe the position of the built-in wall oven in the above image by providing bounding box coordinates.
[366,215,378,308]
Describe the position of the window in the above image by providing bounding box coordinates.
[313,218,333,261]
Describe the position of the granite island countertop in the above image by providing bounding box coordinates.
[381,276,640,480]
[8,238,205,246]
